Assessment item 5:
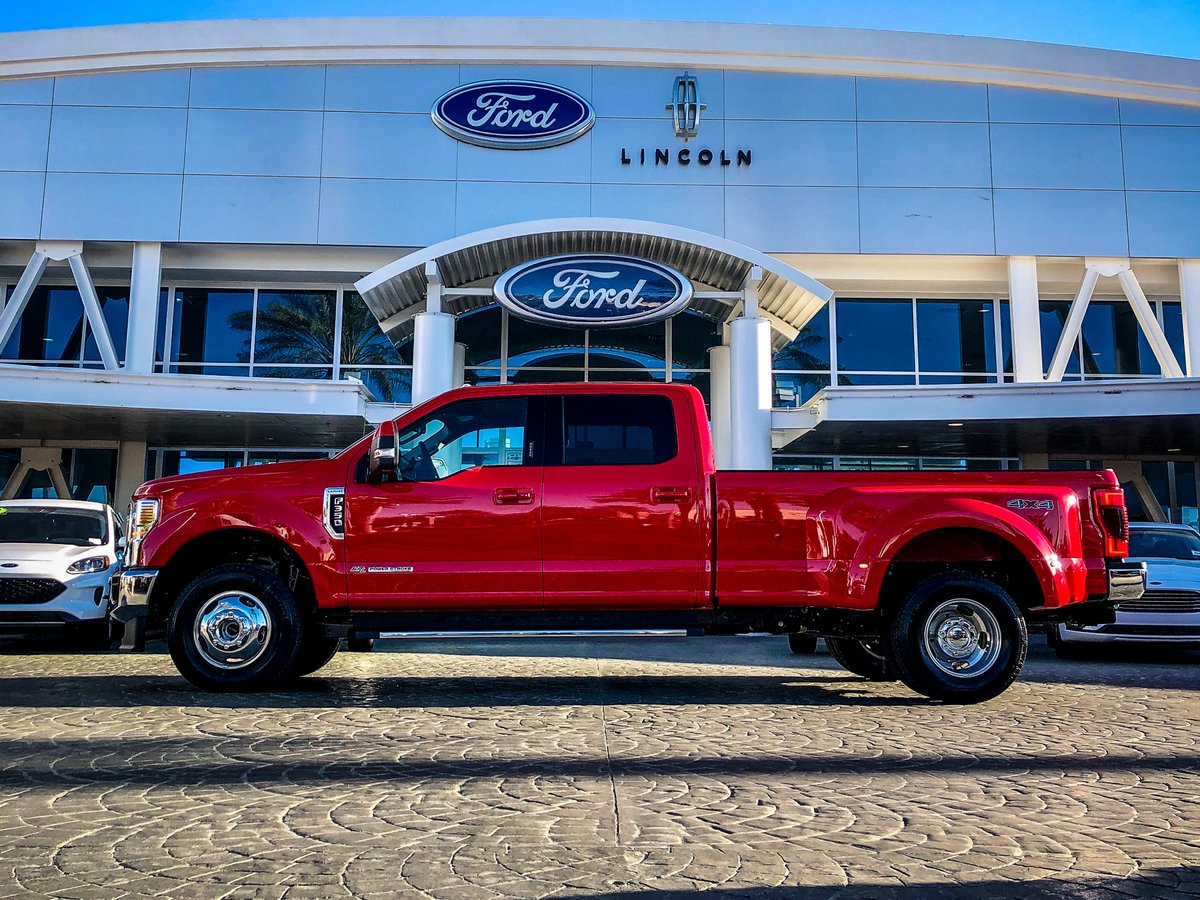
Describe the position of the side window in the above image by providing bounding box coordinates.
[559,395,677,466]
[396,397,529,482]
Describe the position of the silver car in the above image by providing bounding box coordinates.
[1051,522,1200,654]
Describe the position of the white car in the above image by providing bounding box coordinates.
[0,499,123,646]
[1051,522,1200,654]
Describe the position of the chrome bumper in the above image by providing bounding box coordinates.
[1106,562,1147,604]
[109,568,158,623]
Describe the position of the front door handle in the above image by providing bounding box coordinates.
[493,487,535,505]
[651,486,692,504]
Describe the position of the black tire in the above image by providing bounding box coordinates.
[787,632,818,654]
[826,637,895,681]
[289,634,341,678]
[1047,626,1089,660]
[888,571,1027,704]
[167,563,306,691]
[346,636,375,652]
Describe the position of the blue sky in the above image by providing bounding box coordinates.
[1,1,1198,60]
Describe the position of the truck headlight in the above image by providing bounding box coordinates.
[67,555,111,575]
[128,498,160,543]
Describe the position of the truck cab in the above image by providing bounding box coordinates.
[114,383,1142,702]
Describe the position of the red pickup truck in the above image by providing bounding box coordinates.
[113,383,1143,703]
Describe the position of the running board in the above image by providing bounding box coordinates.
[375,629,692,639]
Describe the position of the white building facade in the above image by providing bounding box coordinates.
[1,18,1199,524]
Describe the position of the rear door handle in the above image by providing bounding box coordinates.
[651,486,692,504]
[493,487,535,505]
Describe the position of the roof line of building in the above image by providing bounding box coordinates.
[1,18,1199,107]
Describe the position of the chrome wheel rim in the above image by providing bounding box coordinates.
[193,591,272,670]
[921,598,1003,679]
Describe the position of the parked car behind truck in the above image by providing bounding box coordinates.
[0,499,122,646]
[1051,521,1200,653]
[113,383,1143,703]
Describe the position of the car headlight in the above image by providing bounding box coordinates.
[128,498,160,543]
[67,555,111,575]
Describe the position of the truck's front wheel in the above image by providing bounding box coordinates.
[888,572,1027,704]
[168,564,305,691]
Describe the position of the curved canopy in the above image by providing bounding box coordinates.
[354,218,833,344]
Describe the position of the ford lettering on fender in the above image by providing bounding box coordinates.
[494,254,693,327]
[432,80,595,149]
[112,384,1144,703]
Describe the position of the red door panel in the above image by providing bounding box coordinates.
[541,392,704,610]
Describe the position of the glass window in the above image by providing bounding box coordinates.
[0,507,107,546]
[83,288,130,365]
[253,291,336,368]
[395,397,529,482]
[671,311,721,370]
[507,315,585,367]
[172,289,254,368]
[557,394,676,466]
[456,307,502,368]
[586,321,666,369]
[247,451,329,466]
[70,448,117,503]
[1162,302,1186,368]
[341,291,413,366]
[1080,300,1155,375]
[773,372,830,407]
[1128,527,1200,560]
[346,368,412,403]
[773,456,834,471]
[1039,300,1081,376]
[775,306,830,371]
[835,299,914,372]
[916,300,995,374]
[2,285,86,363]
[1176,461,1197,528]
[160,450,245,477]
[836,373,917,386]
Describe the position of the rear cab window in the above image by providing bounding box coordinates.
[550,394,677,466]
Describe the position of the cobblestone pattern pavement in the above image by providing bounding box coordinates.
[0,636,1197,899]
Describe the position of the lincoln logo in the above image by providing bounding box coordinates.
[494,254,693,328]
[432,80,594,150]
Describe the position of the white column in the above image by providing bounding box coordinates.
[453,342,467,388]
[411,261,456,405]
[728,267,773,470]
[1179,259,1200,377]
[708,343,731,469]
[1007,256,1044,383]
[114,441,147,515]
[124,242,162,374]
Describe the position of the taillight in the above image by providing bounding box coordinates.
[1092,488,1129,558]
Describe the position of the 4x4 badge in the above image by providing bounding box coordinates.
[1007,499,1054,510]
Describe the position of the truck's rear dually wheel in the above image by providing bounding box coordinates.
[888,571,1027,704]
[825,637,896,681]
[168,563,306,691]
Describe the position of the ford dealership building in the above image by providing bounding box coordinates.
[0,18,1199,524]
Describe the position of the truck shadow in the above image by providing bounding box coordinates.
[556,866,1200,899]
[0,671,923,709]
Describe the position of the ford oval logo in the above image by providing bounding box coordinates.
[494,254,694,328]
[431,80,595,150]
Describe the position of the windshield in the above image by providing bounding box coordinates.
[1129,528,1200,561]
[0,507,108,547]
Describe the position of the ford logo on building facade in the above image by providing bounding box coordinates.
[431,80,595,150]
[494,254,694,328]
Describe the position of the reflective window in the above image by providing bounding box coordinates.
[253,290,336,379]
[82,290,130,365]
[1039,300,1081,376]
[172,289,253,370]
[456,307,502,368]
[2,285,88,364]
[671,311,721,370]
[774,306,830,370]
[835,299,915,372]
[1162,302,1186,368]
[161,450,245,477]
[1080,300,1156,376]
[395,397,528,481]
[916,300,995,376]
[556,394,677,466]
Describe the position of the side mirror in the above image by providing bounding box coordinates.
[117,536,128,551]
[368,419,397,479]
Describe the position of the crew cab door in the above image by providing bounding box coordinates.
[344,395,543,610]
[540,391,705,609]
